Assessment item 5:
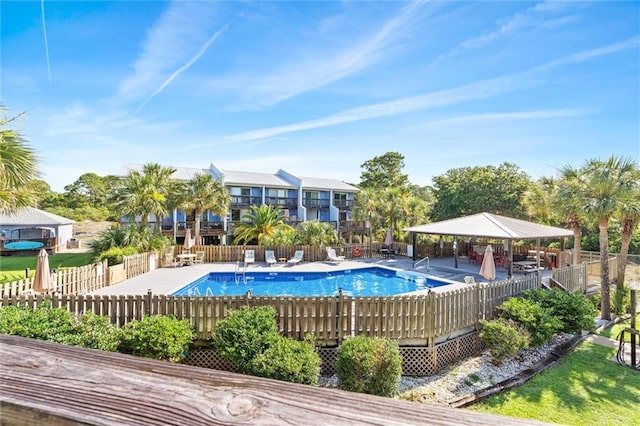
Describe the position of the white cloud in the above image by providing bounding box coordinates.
[228,0,429,109]
[114,1,222,108]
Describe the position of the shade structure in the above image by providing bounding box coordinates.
[402,212,573,239]
[384,229,393,246]
[183,228,194,251]
[479,245,496,281]
[32,249,52,293]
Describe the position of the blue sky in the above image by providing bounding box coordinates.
[2,0,638,192]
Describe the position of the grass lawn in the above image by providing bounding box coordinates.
[469,342,640,426]
[0,253,95,284]
[598,315,640,343]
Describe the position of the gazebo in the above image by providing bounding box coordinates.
[403,212,573,277]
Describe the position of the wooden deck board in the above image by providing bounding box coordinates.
[0,335,550,425]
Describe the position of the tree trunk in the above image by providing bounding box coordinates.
[599,218,611,321]
[194,208,202,245]
[617,219,635,289]
[571,224,582,266]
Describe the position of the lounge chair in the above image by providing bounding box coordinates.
[326,247,345,263]
[164,253,180,268]
[265,250,278,267]
[194,251,205,264]
[244,250,255,266]
[287,250,304,266]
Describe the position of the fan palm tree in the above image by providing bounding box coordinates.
[113,163,175,229]
[182,173,230,244]
[616,169,640,288]
[0,107,39,214]
[571,156,638,320]
[295,221,339,246]
[233,204,293,245]
[555,168,588,266]
[522,177,556,225]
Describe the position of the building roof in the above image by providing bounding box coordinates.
[299,176,359,191]
[403,212,573,240]
[221,170,296,187]
[0,207,74,226]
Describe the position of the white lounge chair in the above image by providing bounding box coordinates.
[265,250,278,267]
[164,253,180,268]
[244,250,255,266]
[287,250,304,266]
[194,251,205,264]
[326,247,345,263]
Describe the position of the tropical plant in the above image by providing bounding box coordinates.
[561,156,638,320]
[616,175,640,286]
[118,315,194,363]
[0,106,39,213]
[233,204,293,245]
[359,151,409,190]
[90,224,170,257]
[294,221,340,246]
[112,163,176,230]
[181,173,230,244]
[554,169,588,265]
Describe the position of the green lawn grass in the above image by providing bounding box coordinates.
[0,253,95,283]
[469,342,640,426]
[598,315,640,343]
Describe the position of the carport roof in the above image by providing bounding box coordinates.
[403,212,573,240]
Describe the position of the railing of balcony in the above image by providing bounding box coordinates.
[302,199,330,208]
[333,200,354,208]
[265,197,298,208]
[230,196,263,206]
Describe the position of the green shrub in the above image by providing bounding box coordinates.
[611,285,630,315]
[213,306,279,374]
[66,312,121,351]
[524,288,596,334]
[0,302,76,342]
[251,334,322,385]
[335,336,402,397]
[97,246,138,266]
[118,315,194,362]
[498,297,563,347]
[479,319,530,365]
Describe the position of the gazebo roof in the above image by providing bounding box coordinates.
[403,212,573,240]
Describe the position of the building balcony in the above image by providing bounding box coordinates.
[230,196,263,206]
[265,197,298,209]
[333,199,354,209]
[303,199,330,208]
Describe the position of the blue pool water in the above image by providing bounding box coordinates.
[172,267,453,297]
[4,241,44,250]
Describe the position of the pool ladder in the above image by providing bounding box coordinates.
[413,256,429,271]
[235,261,247,284]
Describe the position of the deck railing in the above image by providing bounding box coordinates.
[1,274,540,346]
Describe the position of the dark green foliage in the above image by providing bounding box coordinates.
[251,335,322,385]
[480,319,530,365]
[524,288,596,334]
[213,306,321,385]
[66,312,121,351]
[0,304,120,351]
[335,336,402,397]
[97,246,138,266]
[213,306,279,373]
[611,285,630,315]
[498,297,563,347]
[118,315,194,362]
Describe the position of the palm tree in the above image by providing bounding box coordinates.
[233,204,293,245]
[616,169,640,288]
[295,221,340,246]
[556,168,587,266]
[0,107,39,214]
[182,173,230,244]
[522,177,556,225]
[113,163,175,229]
[575,156,638,320]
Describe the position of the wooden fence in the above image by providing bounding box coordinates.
[552,256,618,293]
[0,251,162,298]
[1,274,540,346]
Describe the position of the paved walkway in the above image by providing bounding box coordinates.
[585,320,639,367]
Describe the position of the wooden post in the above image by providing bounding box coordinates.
[145,289,152,316]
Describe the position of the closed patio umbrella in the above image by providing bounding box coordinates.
[183,228,194,252]
[479,245,496,281]
[32,248,52,293]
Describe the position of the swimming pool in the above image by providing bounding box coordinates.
[172,267,455,297]
[4,241,45,250]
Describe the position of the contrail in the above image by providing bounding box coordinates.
[41,0,51,82]
[135,25,229,114]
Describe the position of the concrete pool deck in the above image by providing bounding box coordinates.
[91,255,552,296]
